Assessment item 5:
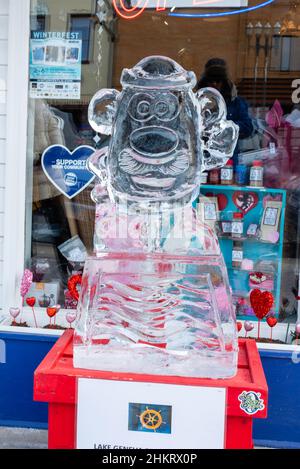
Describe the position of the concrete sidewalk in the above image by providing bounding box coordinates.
[0,427,271,449]
[0,427,48,449]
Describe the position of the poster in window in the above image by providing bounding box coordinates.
[29,31,82,99]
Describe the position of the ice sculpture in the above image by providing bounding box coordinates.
[73,56,239,378]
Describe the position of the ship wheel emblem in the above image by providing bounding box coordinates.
[139,407,164,431]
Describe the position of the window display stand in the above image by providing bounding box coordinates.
[34,331,268,449]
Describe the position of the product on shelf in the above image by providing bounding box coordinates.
[250,160,264,187]
[247,223,259,237]
[232,212,244,238]
[249,271,274,291]
[201,172,208,184]
[209,168,220,185]
[198,196,219,229]
[232,241,243,268]
[235,164,247,186]
[220,160,234,185]
[260,200,282,242]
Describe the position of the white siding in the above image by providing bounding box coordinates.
[0,0,8,309]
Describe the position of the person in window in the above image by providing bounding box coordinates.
[196,58,253,164]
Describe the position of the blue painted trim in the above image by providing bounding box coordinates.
[0,419,48,430]
[0,331,59,342]
[169,0,274,18]
[259,348,295,359]
[202,184,286,195]
[255,439,300,449]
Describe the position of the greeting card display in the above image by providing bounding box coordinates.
[73,56,239,378]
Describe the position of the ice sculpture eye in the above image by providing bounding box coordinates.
[154,93,180,122]
[137,100,151,117]
[128,93,152,122]
[155,101,169,117]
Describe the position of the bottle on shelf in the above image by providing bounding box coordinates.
[209,168,220,185]
[249,160,264,187]
[235,164,247,186]
[232,212,244,238]
[220,160,234,185]
[201,172,208,184]
[232,241,243,268]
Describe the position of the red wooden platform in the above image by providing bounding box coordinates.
[34,330,268,449]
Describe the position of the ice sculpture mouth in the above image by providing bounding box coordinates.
[119,148,190,177]
[130,126,179,157]
[132,176,176,189]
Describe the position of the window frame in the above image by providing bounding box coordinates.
[68,13,96,65]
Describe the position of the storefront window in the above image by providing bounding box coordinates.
[25,0,300,342]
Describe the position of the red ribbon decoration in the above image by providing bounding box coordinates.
[67,274,82,302]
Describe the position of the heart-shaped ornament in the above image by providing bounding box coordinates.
[236,321,243,332]
[9,307,20,319]
[41,145,95,199]
[266,316,278,328]
[66,311,77,325]
[68,274,82,302]
[205,192,228,211]
[250,289,274,319]
[47,307,57,319]
[232,191,258,214]
[244,321,254,332]
[26,297,36,307]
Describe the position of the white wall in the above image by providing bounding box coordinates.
[0,0,9,309]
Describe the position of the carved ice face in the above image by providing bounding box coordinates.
[88,56,238,210]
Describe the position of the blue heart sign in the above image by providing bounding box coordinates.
[41,145,95,199]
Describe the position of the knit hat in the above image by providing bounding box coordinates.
[205,64,228,83]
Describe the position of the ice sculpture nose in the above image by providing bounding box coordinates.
[130,126,179,157]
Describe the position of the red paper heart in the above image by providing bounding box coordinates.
[205,192,228,211]
[237,321,243,332]
[26,297,36,307]
[267,316,278,328]
[47,307,57,319]
[250,289,274,319]
[232,191,258,214]
[68,274,82,302]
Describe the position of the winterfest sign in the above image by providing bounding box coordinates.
[112,0,274,19]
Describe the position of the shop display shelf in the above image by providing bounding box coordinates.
[200,184,286,318]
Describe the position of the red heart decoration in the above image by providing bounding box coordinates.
[67,274,82,302]
[250,289,274,319]
[232,191,258,214]
[47,307,57,319]
[26,297,36,307]
[205,192,228,211]
[267,316,278,328]
[237,321,243,332]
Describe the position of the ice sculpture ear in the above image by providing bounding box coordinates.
[195,87,239,171]
[88,89,120,135]
[87,147,108,184]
